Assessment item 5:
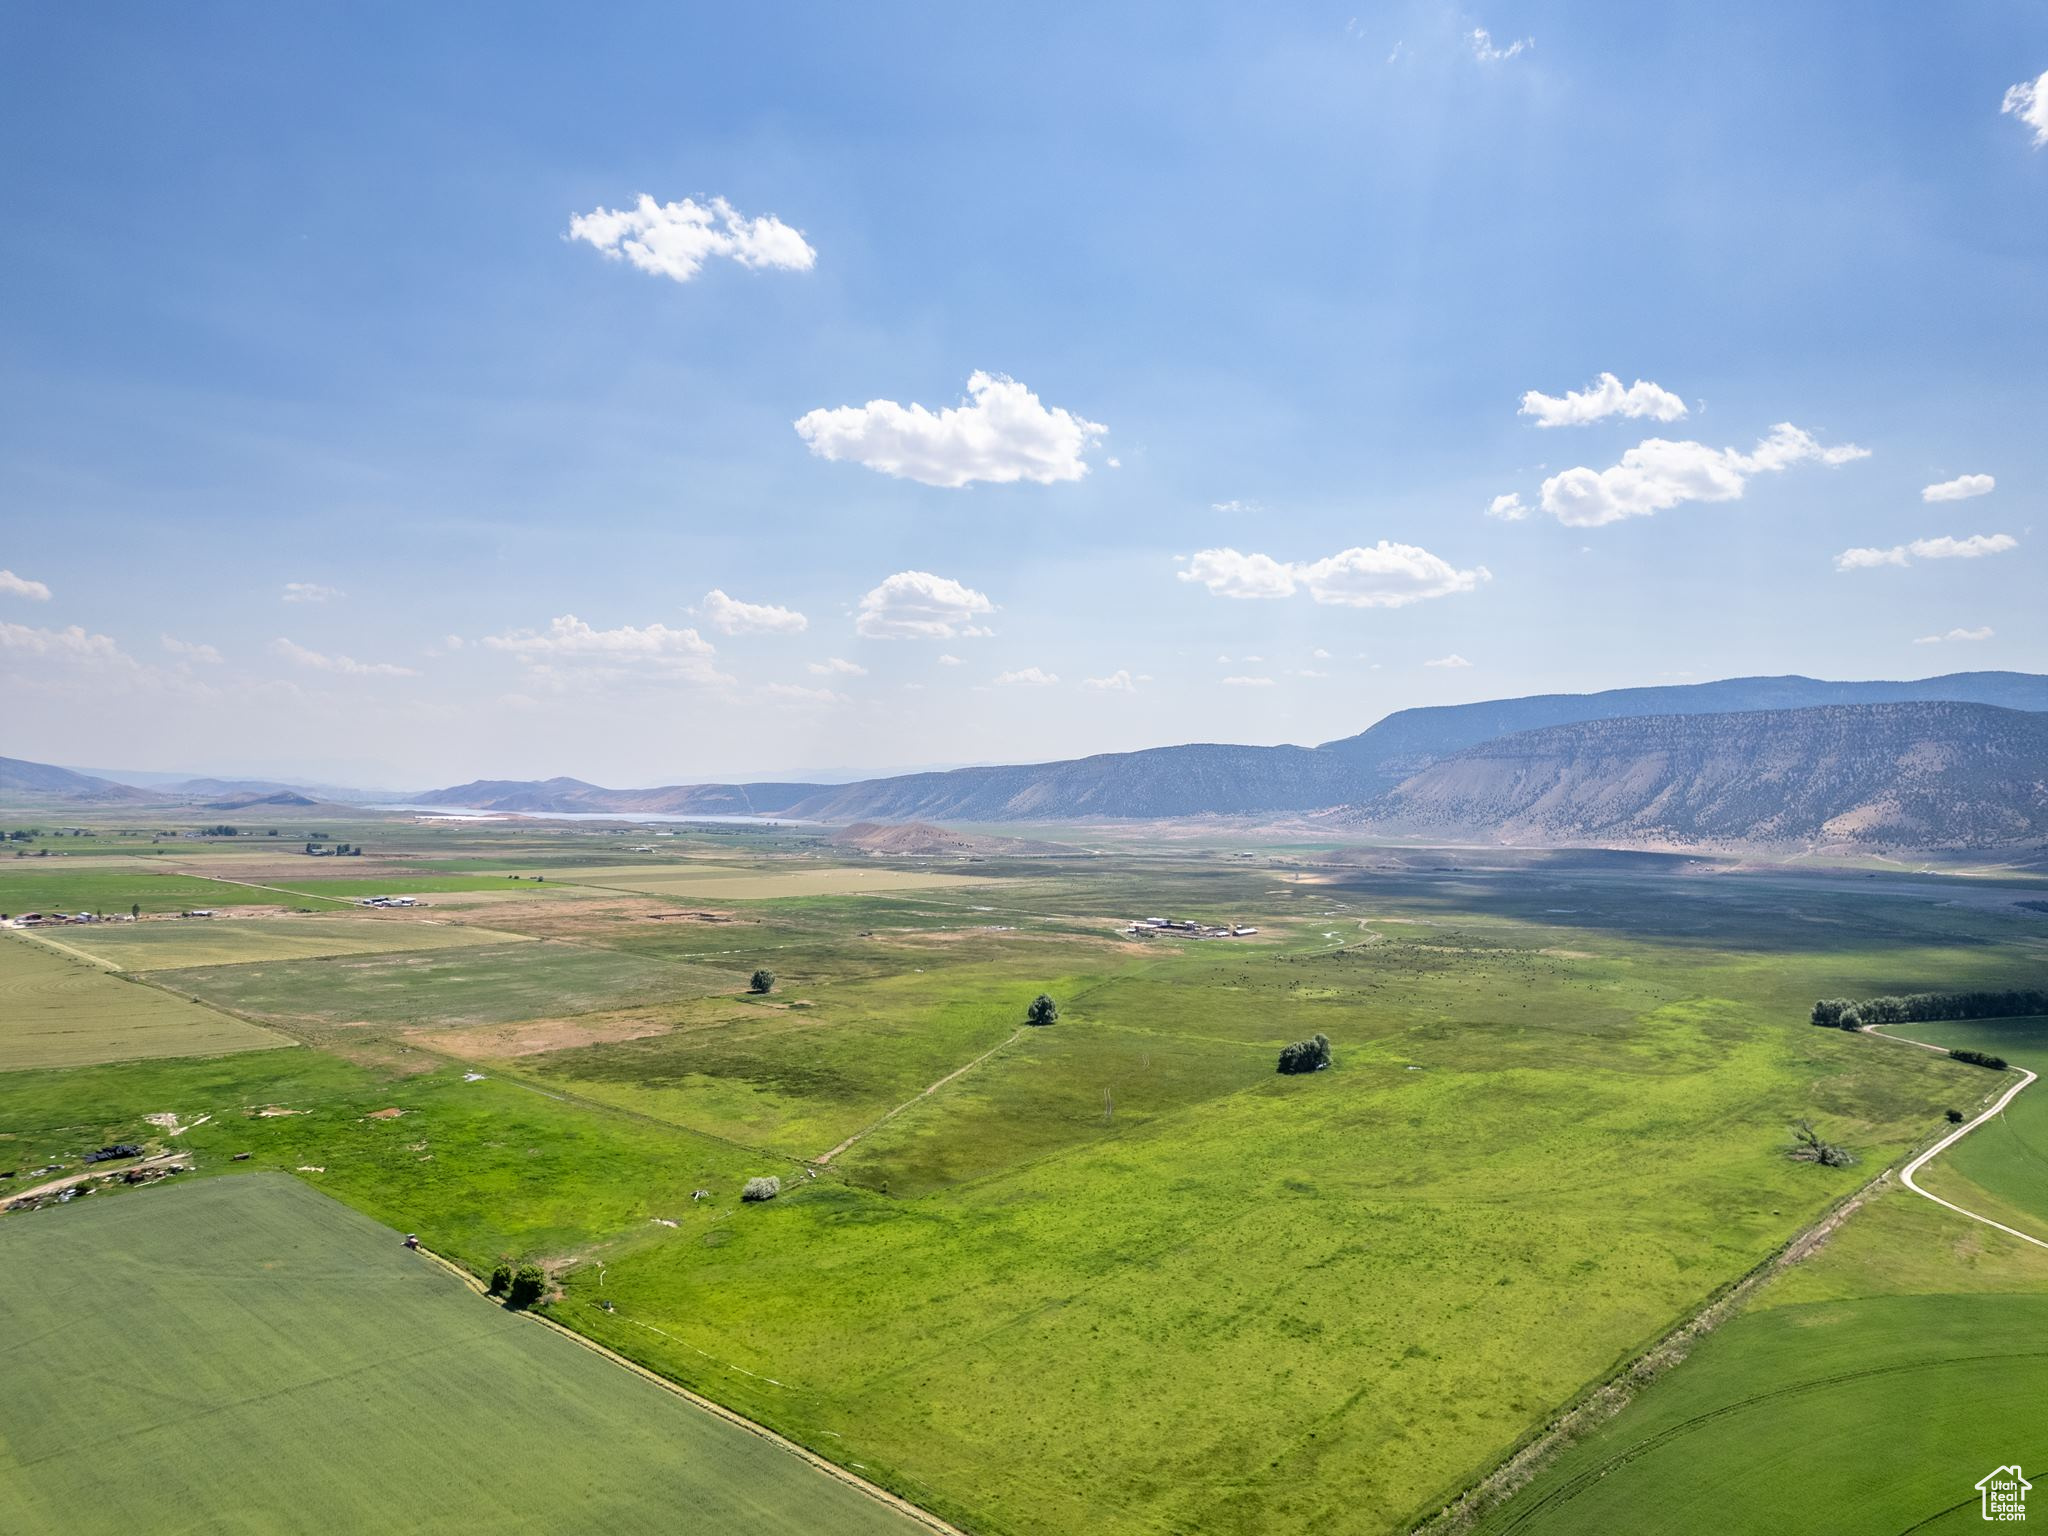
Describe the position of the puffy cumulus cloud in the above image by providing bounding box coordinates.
[0,620,125,663]
[700,588,807,635]
[1914,626,1995,644]
[993,666,1059,687]
[1425,653,1474,668]
[1486,492,1529,521]
[1182,543,1488,608]
[855,571,995,639]
[0,568,52,601]
[1081,669,1143,692]
[795,372,1105,488]
[1537,424,1868,528]
[566,194,815,283]
[1922,473,1995,503]
[283,581,343,603]
[272,638,419,677]
[807,657,867,677]
[1836,533,2018,571]
[161,634,223,664]
[2004,70,2048,147]
[482,614,727,685]
[1518,373,1687,429]
[1221,675,1275,687]
[1469,27,1531,61]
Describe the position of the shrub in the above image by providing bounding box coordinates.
[748,968,775,995]
[742,1175,782,1202]
[487,1260,514,1296]
[505,1262,546,1308]
[1950,1048,2009,1071]
[1277,1033,1332,1075]
[1946,1109,1966,1124]
[1026,993,1059,1027]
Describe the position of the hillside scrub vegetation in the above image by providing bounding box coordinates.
[1810,990,2048,1030]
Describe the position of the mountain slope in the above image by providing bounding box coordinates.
[0,757,163,804]
[1365,701,2048,849]
[1320,671,2048,794]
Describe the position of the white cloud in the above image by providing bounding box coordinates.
[795,372,1105,488]
[2004,70,2048,147]
[1538,423,1868,527]
[0,621,125,663]
[0,569,52,601]
[1913,626,1995,644]
[283,581,343,603]
[1179,542,1488,607]
[994,666,1059,687]
[937,653,965,667]
[1211,499,1265,514]
[855,571,996,639]
[1221,675,1275,687]
[1835,533,2018,571]
[700,588,808,635]
[808,656,867,677]
[1486,492,1529,520]
[1082,669,1139,692]
[1922,473,1995,503]
[1518,373,1687,428]
[273,638,419,678]
[1425,653,1474,668]
[1469,27,1532,62]
[161,634,223,664]
[1106,457,1122,469]
[444,634,465,650]
[566,194,815,283]
[481,614,725,684]
[1294,668,1329,679]
[1312,647,1331,659]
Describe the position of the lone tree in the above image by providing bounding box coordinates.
[1026,993,1059,1027]
[488,1260,514,1295]
[1276,1033,1332,1075]
[1790,1119,1855,1168]
[1946,1109,1966,1124]
[505,1262,546,1309]
[742,1175,782,1202]
[749,968,775,995]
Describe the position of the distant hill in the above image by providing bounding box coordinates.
[1363,701,2048,850]
[1320,671,2048,795]
[829,821,1072,857]
[201,790,319,810]
[0,757,162,805]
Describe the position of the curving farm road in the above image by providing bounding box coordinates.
[1875,1027,2048,1252]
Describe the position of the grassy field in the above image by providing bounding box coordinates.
[0,864,291,916]
[540,863,1002,899]
[0,1173,932,1535]
[7,823,2048,1534]
[1881,1016,2048,1233]
[26,913,532,970]
[0,933,289,1072]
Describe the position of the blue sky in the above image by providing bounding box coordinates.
[2,3,2043,788]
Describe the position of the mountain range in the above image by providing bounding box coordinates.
[9,670,2048,852]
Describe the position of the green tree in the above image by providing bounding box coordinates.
[1026,993,1059,1026]
[506,1263,546,1308]
[130,902,140,920]
[749,968,775,994]
[488,1260,514,1295]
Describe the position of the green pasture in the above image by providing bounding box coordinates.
[0,1174,927,1536]
[0,865,277,916]
[0,934,288,1072]
[537,861,1002,900]
[1880,1015,2048,1235]
[32,914,531,971]
[260,873,570,898]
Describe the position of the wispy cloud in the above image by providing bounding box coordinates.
[1538,424,1867,527]
[161,634,223,664]
[993,666,1059,687]
[272,638,419,677]
[808,657,867,677]
[0,621,125,663]
[2003,70,2048,147]
[0,569,52,601]
[796,372,1105,488]
[1913,626,1994,644]
[481,614,726,685]
[1469,27,1532,62]
[1486,492,1529,521]
[282,581,343,603]
[1836,533,2018,571]
[1425,653,1473,668]
[1221,675,1274,687]
[1081,669,1144,692]
[700,588,808,635]
[567,194,815,283]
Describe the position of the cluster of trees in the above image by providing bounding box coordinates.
[1951,1048,2011,1071]
[198,824,241,837]
[488,1260,546,1308]
[1277,1033,1332,1075]
[1811,991,2048,1031]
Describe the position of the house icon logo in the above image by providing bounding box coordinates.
[1978,1465,2030,1521]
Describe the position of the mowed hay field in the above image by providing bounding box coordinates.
[31,914,533,971]
[0,1174,933,1536]
[0,934,289,1071]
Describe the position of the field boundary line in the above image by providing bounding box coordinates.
[9,928,123,969]
[406,1243,966,1536]
[815,1027,1024,1165]
[1867,1025,2048,1251]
